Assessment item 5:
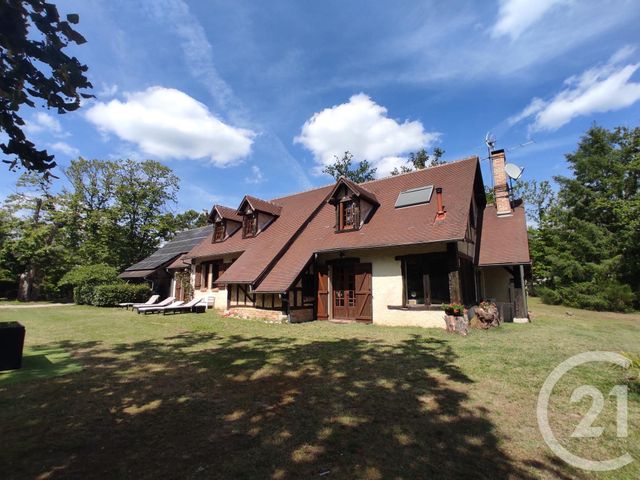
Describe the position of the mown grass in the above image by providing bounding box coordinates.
[0,299,638,479]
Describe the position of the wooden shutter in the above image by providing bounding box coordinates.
[194,264,202,289]
[201,263,209,291]
[317,266,329,319]
[354,263,372,322]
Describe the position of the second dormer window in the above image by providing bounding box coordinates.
[213,222,225,242]
[337,199,359,232]
[243,212,257,238]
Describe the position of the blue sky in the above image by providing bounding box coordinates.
[3,0,640,214]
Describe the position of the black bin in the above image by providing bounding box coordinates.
[0,322,26,371]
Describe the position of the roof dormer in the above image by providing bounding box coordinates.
[326,177,379,232]
[236,195,282,238]
[208,205,242,243]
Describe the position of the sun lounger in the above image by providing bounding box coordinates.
[138,300,185,315]
[119,294,159,310]
[162,298,205,315]
[134,296,174,313]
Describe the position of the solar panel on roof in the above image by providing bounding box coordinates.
[124,226,211,271]
[394,185,434,208]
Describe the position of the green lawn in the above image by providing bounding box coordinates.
[0,299,638,479]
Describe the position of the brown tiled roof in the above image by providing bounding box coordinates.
[186,184,334,283]
[166,254,190,270]
[477,204,530,266]
[212,205,243,223]
[238,195,283,217]
[327,177,379,205]
[255,157,481,292]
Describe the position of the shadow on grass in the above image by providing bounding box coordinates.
[0,333,537,479]
[0,345,82,386]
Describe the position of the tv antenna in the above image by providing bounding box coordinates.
[485,132,497,155]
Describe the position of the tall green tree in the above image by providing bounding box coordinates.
[322,151,377,183]
[391,147,445,175]
[0,0,92,176]
[0,173,67,300]
[531,125,639,311]
[111,159,180,269]
[60,158,181,270]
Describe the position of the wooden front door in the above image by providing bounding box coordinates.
[332,265,357,319]
[354,263,372,322]
[317,266,329,320]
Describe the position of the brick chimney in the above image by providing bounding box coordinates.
[491,149,512,216]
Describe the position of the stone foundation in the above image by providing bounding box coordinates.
[227,307,287,322]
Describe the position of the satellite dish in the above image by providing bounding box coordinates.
[504,163,524,180]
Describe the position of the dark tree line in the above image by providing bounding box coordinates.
[0,159,207,301]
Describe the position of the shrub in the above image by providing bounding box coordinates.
[59,264,119,289]
[60,264,120,303]
[539,281,635,312]
[536,286,561,305]
[73,285,95,305]
[91,283,151,307]
[601,283,635,312]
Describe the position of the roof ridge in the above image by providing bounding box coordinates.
[245,194,283,208]
[259,156,478,203]
[268,182,334,202]
[360,155,479,186]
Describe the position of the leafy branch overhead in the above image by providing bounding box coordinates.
[0,0,93,176]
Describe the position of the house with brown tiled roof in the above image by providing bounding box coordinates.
[159,149,530,327]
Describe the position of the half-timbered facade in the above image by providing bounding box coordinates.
[124,150,530,328]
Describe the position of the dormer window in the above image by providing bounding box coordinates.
[243,211,257,238]
[209,204,243,242]
[213,222,225,242]
[236,195,282,239]
[327,177,378,233]
[338,199,360,232]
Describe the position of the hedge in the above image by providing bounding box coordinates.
[90,283,152,307]
[537,281,635,312]
[73,285,95,305]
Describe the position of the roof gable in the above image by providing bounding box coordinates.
[210,205,242,223]
[237,195,283,217]
[326,177,379,206]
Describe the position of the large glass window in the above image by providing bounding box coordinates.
[403,254,450,306]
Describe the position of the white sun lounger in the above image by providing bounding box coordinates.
[162,298,204,315]
[138,300,185,315]
[134,296,175,313]
[119,294,160,310]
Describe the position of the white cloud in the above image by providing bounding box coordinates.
[24,112,62,135]
[85,86,255,166]
[245,165,264,184]
[511,48,640,132]
[49,141,80,157]
[491,0,566,40]
[294,93,439,177]
[508,98,546,126]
